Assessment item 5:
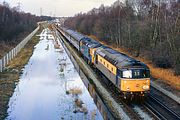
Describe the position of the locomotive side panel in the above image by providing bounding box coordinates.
[95,54,117,85]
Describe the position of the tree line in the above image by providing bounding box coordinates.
[0,1,52,46]
[64,0,180,75]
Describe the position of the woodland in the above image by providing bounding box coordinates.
[64,0,180,75]
[0,1,52,57]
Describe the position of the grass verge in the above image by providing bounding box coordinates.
[0,25,43,120]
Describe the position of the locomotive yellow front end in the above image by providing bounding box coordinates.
[120,69,150,100]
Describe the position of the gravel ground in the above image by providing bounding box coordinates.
[132,105,153,120]
[151,79,180,104]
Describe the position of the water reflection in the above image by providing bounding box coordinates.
[60,33,116,120]
[6,28,103,120]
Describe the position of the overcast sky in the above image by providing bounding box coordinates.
[1,0,122,17]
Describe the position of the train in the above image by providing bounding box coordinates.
[56,26,150,100]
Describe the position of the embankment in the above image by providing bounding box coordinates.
[0,24,44,120]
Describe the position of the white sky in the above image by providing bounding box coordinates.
[1,0,122,17]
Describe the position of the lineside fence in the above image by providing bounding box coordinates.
[0,26,39,72]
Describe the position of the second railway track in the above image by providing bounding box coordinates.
[144,94,180,120]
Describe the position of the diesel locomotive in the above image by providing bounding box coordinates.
[57,26,150,100]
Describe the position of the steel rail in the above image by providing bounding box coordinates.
[144,95,180,120]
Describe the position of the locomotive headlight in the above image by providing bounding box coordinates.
[127,87,130,91]
[146,80,149,84]
[143,85,149,90]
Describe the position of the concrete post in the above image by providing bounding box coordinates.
[0,26,39,72]
[3,56,5,68]
[0,59,2,72]
[6,54,9,65]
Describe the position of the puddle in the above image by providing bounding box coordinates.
[60,36,116,120]
[6,29,103,120]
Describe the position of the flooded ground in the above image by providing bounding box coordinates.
[6,29,103,120]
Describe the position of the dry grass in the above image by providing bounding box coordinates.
[137,57,180,90]
[68,88,82,95]
[89,35,180,90]
[91,110,97,120]
[0,25,43,120]
[75,98,83,107]
[54,43,60,49]
[0,42,14,58]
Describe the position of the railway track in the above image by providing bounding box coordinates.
[93,68,180,120]
[56,27,180,120]
[95,70,142,120]
[150,86,180,115]
[144,94,180,120]
[92,64,180,120]
[109,87,142,120]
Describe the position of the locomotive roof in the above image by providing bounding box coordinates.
[96,47,148,69]
[64,28,101,48]
[81,37,101,48]
[66,29,85,41]
[63,27,148,69]
[64,28,101,49]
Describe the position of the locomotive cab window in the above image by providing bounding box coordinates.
[122,70,132,78]
[142,69,150,78]
[133,69,141,78]
[95,55,98,64]
[122,69,150,79]
[133,69,150,78]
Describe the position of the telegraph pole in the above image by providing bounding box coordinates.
[40,7,42,16]
[17,1,21,12]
